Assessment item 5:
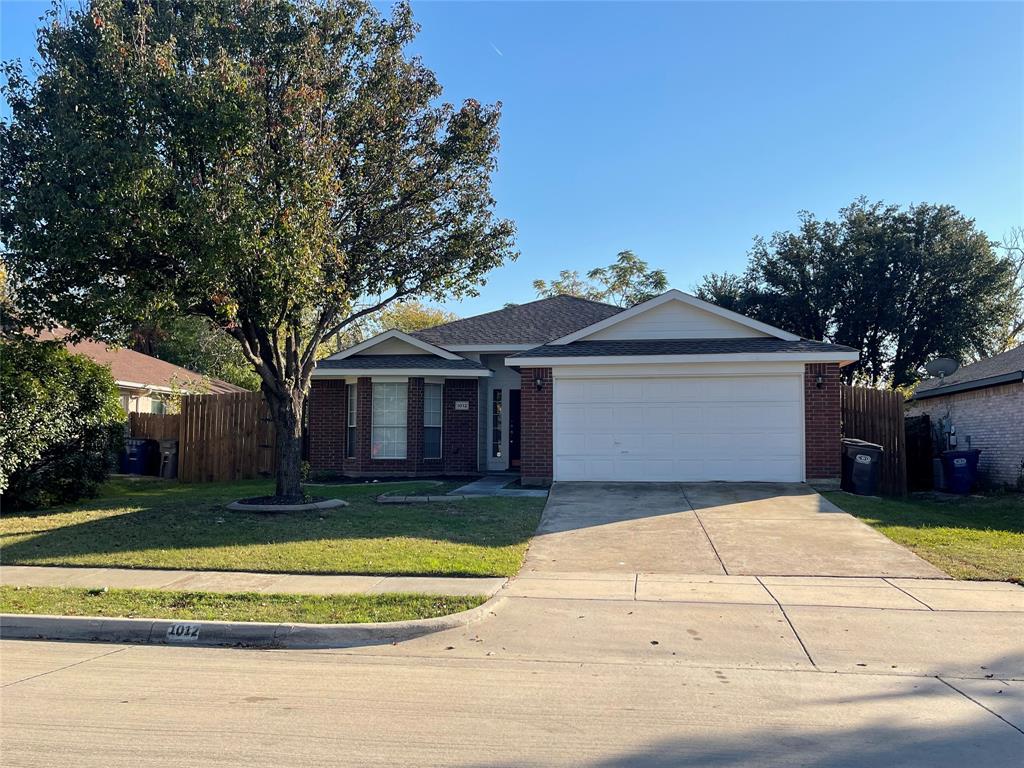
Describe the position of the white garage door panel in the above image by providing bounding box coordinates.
[554,374,803,482]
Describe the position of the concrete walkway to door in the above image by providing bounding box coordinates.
[522,482,946,578]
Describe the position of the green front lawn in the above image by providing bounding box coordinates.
[824,491,1024,583]
[0,586,484,624]
[0,478,544,577]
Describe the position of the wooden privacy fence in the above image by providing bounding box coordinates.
[128,412,179,441]
[840,384,907,496]
[128,391,276,483]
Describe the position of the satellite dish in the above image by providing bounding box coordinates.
[924,357,959,379]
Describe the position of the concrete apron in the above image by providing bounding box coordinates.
[344,573,1024,680]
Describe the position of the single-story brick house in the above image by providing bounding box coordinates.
[37,327,246,414]
[309,290,858,485]
[907,344,1023,489]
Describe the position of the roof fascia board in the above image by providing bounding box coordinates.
[324,329,461,361]
[547,289,801,345]
[117,381,180,393]
[440,344,536,352]
[912,370,1023,400]
[312,368,492,378]
[505,352,860,367]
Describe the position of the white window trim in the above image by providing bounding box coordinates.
[423,382,443,460]
[346,383,357,459]
[371,382,408,460]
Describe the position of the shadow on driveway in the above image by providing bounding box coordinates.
[524,482,947,578]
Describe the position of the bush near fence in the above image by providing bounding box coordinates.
[128,391,275,483]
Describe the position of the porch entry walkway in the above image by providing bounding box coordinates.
[449,474,549,498]
[0,566,506,598]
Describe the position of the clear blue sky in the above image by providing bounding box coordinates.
[2,1,1022,317]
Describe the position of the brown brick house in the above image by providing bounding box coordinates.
[309,290,858,485]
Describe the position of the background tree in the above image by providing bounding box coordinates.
[995,226,1024,351]
[131,317,262,391]
[332,299,458,350]
[1,0,515,500]
[695,199,1020,387]
[533,250,668,307]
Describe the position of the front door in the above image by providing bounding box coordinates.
[508,389,521,468]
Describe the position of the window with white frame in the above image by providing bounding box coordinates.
[346,383,357,459]
[423,383,442,459]
[491,389,502,458]
[371,382,407,459]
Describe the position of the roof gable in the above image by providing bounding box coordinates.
[582,298,771,341]
[324,330,461,361]
[412,295,621,347]
[549,290,800,345]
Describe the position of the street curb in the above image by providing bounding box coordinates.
[0,596,506,649]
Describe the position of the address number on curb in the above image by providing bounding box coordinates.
[166,623,201,642]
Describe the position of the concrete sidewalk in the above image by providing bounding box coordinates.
[359,572,1024,680]
[0,565,506,597]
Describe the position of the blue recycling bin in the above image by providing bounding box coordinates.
[121,438,160,475]
[941,450,981,494]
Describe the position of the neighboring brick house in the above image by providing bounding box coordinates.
[907,345,1024,489]
[309,290,859,485]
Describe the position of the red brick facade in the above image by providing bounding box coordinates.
[804,362,842,481]
[519,367,553,486]
[308,377,479,478]
[311,363,842,484]
[308,379,347,472]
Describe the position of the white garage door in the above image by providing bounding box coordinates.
[554,375,804,482]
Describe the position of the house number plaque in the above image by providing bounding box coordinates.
[454,401,470,411]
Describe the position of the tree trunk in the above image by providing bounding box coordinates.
[265,386,306,501]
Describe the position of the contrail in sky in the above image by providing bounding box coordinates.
[489,41,504,57]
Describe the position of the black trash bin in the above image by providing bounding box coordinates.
[121,438,160,476]
[841,438,883,495]
[941,449,981,494]
[159,440,179,480]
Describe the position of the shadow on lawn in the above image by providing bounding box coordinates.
[0,481,541,574]
[830,492,1024,535]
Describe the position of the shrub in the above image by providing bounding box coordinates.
[0,337,124,509]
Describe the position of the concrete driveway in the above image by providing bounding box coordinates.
[523,482,945,578]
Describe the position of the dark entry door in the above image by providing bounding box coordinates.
[508,389,521,468]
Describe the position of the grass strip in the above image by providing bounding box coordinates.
[0,586,486,624]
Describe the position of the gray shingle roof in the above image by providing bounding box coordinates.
[412,295,622,346]
[914,344,1024,397]
[509,338,859,358]
[317,355,488,370]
